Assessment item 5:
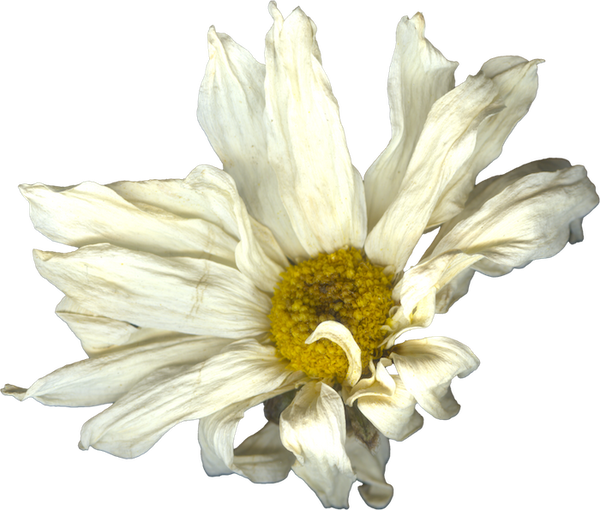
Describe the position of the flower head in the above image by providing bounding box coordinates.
[3,3,598,509]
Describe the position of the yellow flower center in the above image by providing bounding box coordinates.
[269,247,394,382]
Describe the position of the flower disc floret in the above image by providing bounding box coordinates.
[269,247,394,381]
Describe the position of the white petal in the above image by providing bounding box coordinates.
[19,180,237,264]
[305,321,362,387]
[397,160,599,315]
[345,433,393,509]
[434,268,475,314]
[79,340,292,458]
[197,27,308,261]
[34,244,271,339]
[2,335,231,406]
[280,381,356,508]
[365,72,502,272]
[264,4,367,257]
[347,360,423,442]
[364,12,457,230]
[198,384,302,482]
[391,337,479,420]
[429,57,542,227]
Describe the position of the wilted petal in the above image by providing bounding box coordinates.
[2,336,231,406]
[79,340,291,458]
[391,337,479,420]
[397,159,599,316]
[364,12,457,230]
[365,72,502,272]
[34,244,271,339]
[280,381,356,508]
[264,4,367,257]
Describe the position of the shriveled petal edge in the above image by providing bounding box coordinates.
[428,153,600,324]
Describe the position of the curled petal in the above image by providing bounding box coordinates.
[391,337,479,420]
[280,381,356,508]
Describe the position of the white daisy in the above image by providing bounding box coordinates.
[2,3,598,510]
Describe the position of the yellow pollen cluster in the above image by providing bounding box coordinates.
[269,247,394,382]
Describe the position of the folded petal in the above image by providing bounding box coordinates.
[197,28,308,262]
[365,72,502,272]
[2,335,231,406]
[397,159,599,315]
[79,340,291,458]
[264,4,367,257]
[345,433,393,509]
[429,57,542,227]
[364,12,457,230]
[280,381,356,508]
[391,337,479,420]
[198,382,303,482]
[346,360,424,442]
[34,244,271,339]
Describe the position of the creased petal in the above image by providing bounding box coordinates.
[391,337,479,420]
[34,244,271,339]
[2,336,231,407]
[345,433,393,509]
[197,27,308,262]
[429,57,543,227]
[264,3,366,257]
[280,381,356,508]
[79,340,291,458]
[347,360,423,442]
[198,381,303,482]
[397,159,599,315]
[364,12,457,230]
[19,180,238,264]
[365,72,502,272]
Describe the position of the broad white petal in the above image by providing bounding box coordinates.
[2,335,231,406]
[280,381,356,508]
[434,268,475,314]
[34,244,271,339]
[364,13,457,230]
[391,337,479,420]
[397,160,599,316]
[19,180,238,264]
[347,360,423,442]
[365,72,502,272]
[429,57,542,227]
[79,340,291,458]
[345,433,393,509]
[265,4,366,257]
[197,28,308,261]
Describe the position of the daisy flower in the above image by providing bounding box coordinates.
[2,2,598,509]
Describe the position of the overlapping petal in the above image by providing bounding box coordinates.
[79,340,292,458]
[396,159,599,316]
[34,243,272,339]
[280,381,356,509]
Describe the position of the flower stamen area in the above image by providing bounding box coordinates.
[269,247,393,382]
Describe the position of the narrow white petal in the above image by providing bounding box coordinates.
[429,57,542,227]
[345,433,393,509]
[391,337,479,420]
[305,321,362,387]
[397,159,599,315]
[364,12,457,230]
[34,244,271,339]
[197,28,308,261]
[265,4,367,257]
[2,336,231,406]
[365,72,502,272]
[79,340,291,458]
[280,381,355,508]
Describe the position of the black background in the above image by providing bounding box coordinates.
[0,1,599,508]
